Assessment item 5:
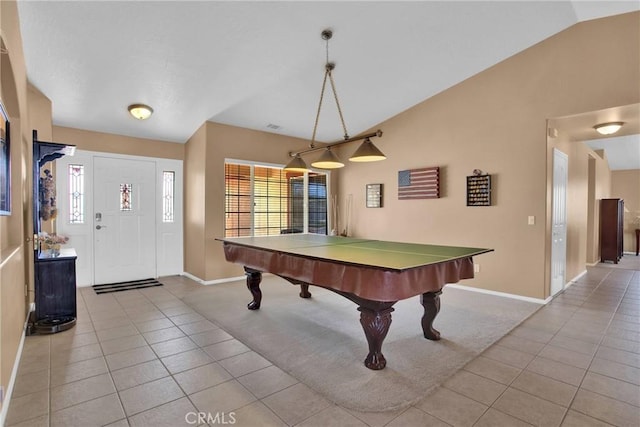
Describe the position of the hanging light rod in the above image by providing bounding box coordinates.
[288,129,383,158]
[284,29,385,171]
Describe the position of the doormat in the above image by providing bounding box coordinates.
[92,278,163,294]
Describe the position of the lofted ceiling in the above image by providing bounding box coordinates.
[15,1,639,169]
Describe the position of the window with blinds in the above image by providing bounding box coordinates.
[224,162,328,237]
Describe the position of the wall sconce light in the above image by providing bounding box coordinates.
[593,121,624,135]
[284,29,385,172]
[128,104,154,120]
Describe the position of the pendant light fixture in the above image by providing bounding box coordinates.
[283,154,309,172]
[349,137,386,162]
[311,148,345,169]
[284,29,385,172]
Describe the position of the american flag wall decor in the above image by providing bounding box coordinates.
[398,167,440,200]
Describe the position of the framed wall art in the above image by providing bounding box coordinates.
[0,100,10,215]
[398,166,440,200]
[466,174,491,206]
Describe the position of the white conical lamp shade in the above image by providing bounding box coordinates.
[349,138,386,162]
[311,149,345,169]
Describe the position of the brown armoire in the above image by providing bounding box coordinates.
[600,198,624,264]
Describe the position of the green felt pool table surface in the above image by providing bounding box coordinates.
[219,234,491,271]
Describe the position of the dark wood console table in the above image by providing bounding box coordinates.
[30,248,77,334]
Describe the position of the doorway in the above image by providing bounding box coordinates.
[93,156,156,284]
[56,150,183,286]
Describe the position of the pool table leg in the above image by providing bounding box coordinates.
[421,290,442,340]
[358,305,395,370]
[244,267,262,310]
[299,283,312,299]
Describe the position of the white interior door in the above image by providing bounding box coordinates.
[93,157,156,284]
[551,149,568,296]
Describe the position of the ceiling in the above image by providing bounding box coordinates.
[15,1,639,168]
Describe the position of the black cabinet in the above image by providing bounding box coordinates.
[32,248,77,333]
[30,131,77,334]
[600,198,624,264]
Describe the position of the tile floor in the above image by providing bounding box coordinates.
[5,256,640,426]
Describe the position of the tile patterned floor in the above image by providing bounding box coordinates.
[6,256,640,426]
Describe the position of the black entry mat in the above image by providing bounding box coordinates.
[92,278,163,294]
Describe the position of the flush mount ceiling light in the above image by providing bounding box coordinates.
[593,121,624,135]
[128,104,153,120]
[284,29,385,172]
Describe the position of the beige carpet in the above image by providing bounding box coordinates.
[184,275,540,412]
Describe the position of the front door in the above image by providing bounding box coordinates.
[550,149,568,296]
[93,157,156,284]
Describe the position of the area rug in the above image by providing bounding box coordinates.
[92,278,163,294]
[183,276,540,412]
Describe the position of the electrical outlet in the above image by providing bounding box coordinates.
[528,216,535,225]
[474,264,480,273]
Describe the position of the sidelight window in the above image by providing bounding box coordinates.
[68,164,85,223]
[162,171,175,223]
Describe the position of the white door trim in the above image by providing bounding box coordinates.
[550,148,568,296]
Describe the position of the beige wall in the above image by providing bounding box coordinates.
[612,169,640,253]
[28,84,52,141]
[183,121,331,281]
[0,0,31,414]
[590,149,614,262]
[53,126,184,160]
[336,12,638,299]
[26,85,55,301]
[184,123,207,279]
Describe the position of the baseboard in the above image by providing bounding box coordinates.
[564,270,588,290]
[447,284,549,304]
[0,303,34,426]
[181,271,246,286]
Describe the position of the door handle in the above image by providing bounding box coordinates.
[96,225,107,230]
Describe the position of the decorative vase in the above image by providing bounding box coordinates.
[43,243,61,257]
